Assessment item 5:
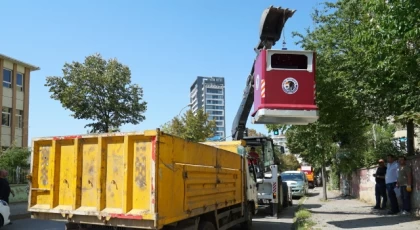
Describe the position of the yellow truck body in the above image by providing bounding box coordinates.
[28,130,245,229]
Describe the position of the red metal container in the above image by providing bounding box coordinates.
[252,50,319,125]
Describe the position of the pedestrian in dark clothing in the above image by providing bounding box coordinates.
[0,170,14,204]
[373,159,387,209]
[385,154,400,214]
[397,156,412,215]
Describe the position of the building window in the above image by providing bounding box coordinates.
[206,100,223,104]
[209,116,222,121]
[206,105,224,110]
[206,88,222,94]
[207,110,223,115]
[17,73,23,91]
[16,110,23,128]
[211,95,223,99]
[3,69,12,88]
[2,107,11,127]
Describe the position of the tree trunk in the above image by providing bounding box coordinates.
[321,160,328,200]
[407,119,415,156]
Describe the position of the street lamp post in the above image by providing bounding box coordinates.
[178,103,193,117]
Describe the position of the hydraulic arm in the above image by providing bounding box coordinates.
[231,6,296,140]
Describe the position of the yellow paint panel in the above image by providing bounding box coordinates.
[157,134,244,227]
[30,141,54,209]
[183,166,241,211]
[57,141,77,209]
[104,136,125,210]
[80,138,100,210]
[131,139,152,213]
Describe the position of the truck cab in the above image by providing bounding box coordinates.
[241,136,293,217]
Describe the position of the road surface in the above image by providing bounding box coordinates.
[3,198,300,230]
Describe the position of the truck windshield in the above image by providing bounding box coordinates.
[281,173,304,181]
[263,140,274,167]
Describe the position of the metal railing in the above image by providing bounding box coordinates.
[4,167,29,184]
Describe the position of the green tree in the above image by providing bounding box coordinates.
[0,146,30,170]
[161,109,217,142]
[247,128,265,137]
[286,124,339,200]
[278,154,300,171]
[354,0,420,155]
[45,53,147,133]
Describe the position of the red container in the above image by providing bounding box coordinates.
[251,50,319,125]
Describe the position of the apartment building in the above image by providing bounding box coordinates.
[0,54,39,148]
[190,76,226,138]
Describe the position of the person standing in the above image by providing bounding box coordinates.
[248,147,260,165]
[0,170,14,204]
[373,159,387,209]
[385,154,399,214]
[397,156,412,215]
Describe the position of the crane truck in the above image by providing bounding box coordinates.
[27,6,304,230]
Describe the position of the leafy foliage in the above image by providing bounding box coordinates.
[0,146,30,170]
[278,154,301,171]
[45,53,147,133]
[161,109,217,142]
[246,128,265,137]
[354,0,420,123]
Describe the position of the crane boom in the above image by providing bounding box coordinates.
[231,6,296,140]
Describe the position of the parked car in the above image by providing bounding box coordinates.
[281,171,309,198]
[0,200,10,227]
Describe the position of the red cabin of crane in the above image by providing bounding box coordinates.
[251,49,319,125]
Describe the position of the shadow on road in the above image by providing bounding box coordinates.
[327,216,419,229]
[328,195,357,200]
[305,192,320,198]
[253,205,296,220]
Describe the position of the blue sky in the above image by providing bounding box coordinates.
[1,0,322,143]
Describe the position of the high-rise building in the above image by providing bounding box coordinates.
[0,54,39,148]
[190,76,226,138]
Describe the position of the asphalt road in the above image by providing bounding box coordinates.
[3,198,300,230]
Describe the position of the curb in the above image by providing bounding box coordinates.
[291,196,308,230]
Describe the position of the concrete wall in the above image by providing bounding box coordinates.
[9,184,28,203]
[346,155,420,216]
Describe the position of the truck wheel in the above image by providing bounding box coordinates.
[240,206,253,230]
[288,197,293,206]
[269,203,278,217]
[198,221,216,230]
[282,182,288,208]
[283,194,288,208]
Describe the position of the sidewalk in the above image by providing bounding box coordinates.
[9,202,30,221]
[303,188,420,229]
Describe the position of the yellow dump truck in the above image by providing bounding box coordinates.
[27,130,258,230]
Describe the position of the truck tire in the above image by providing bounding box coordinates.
[269,202,277,217]
[288,197,293,206]
[282,181,289,208]
[240,205,253,230]
[198,221,216,230]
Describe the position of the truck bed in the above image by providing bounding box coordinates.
[28,129,244,229]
